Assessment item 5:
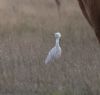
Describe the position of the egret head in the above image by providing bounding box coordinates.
[55,32,61,38]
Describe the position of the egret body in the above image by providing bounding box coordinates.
[45,32,61,64]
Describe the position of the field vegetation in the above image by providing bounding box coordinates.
[0,0,100,95]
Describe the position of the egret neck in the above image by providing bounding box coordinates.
[55,37,60,47]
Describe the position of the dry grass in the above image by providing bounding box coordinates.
[0,0,100,95]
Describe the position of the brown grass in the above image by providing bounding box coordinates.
[0,0,100,95]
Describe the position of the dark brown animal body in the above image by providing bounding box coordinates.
[78,0,100,42]
[55,0,100,42]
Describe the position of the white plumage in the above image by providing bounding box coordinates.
[45,32,61,64]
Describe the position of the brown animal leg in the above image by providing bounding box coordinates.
[55,0,61,7]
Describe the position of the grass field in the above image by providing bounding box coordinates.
[0,0,100,95]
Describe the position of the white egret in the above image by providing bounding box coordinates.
[45,32,61,64]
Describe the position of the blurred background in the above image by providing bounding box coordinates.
[0,0,100,95]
